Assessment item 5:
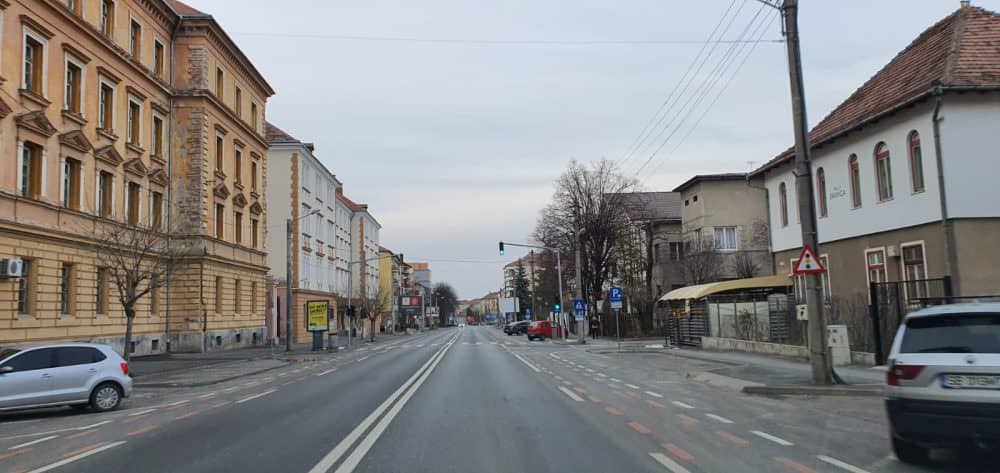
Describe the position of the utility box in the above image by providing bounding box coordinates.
[826,324,851,366]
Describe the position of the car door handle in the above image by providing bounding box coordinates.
[41,373,52,378]
[88,368,98,373]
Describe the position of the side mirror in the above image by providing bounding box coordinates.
[0,366,13,374]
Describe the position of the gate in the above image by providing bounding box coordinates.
[666,303,707,347]
[869,276,952,364]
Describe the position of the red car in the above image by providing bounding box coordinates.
[527,321,561,341]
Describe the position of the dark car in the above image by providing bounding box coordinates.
[504,321,531,335]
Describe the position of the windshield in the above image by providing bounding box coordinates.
[900,314,1000,354]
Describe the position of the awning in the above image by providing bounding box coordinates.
[658,275,792,302]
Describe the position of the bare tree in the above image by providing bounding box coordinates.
[676,236,722,285]
[731,251,761,279]
[93,221,190,360]
[359,283,393,342]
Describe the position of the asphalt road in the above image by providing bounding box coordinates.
[2,326,997,473]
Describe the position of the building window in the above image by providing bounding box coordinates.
[234,147,243,185]
[100,0,114,37]
[216,67,224,98]
[874,142,893,201]
[902,243,928,301]
[20,142,42,199]
[63,158,82,209]
[60,263,73,314]
[215,203,225,239]
[150,275,160,314]
[150,191,163,230]
[17,259,33,314]
[908,131,924,193]
[778,182,788,227]
[99,82,114,131]
[816,167,827,217]
[215,135,224,172]
[866,249,887,285]
[215,276,223,314]
[234,86,242,117]
[251,218,259,249]
[234,211,243,244]
[849,154,862,208]
[96,267,109,314]
[251,103,258,131]
[67,0,82,15]
[152,115,164,157]
[669,242,683,261]
[23,35,44,94]
[153,40,164,77]
[250,160,258,192]
[98,171,114,218]
[234,279,242,313]
[126,181,140,225]
[127,99,141,145]
[65,60,82,113]
[129,19,141,58]
[713,226,737,251]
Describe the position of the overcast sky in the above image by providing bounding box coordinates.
[195,0,991,299]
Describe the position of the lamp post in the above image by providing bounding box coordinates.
[286,209,320,352]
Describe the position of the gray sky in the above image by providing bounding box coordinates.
[197,0,992,299]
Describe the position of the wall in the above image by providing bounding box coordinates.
[264,146,293,281]
[939,94,1000,219]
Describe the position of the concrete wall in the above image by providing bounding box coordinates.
[939,94,1000,219]
[701,336,877,367]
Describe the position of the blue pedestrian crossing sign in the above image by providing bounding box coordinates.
[573,299,586,321]
[609,287,623,302]
[525,308,532,319]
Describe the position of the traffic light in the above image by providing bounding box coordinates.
[554,303,561,313]
[498,241,505,256]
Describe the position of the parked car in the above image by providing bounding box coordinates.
[504,321,531,336]
[527,321,561,341]
[0,343,132,413]
[885,303,1000,464]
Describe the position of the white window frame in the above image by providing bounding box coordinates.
[899,240,929,304]
[713,226,738,251]
[98,77,116,131]
[151,111,165,157]
[22,26,49,96]
[128,14,143,61]
[127,95,143,146]
[64,53,87,115]
[864,247,887,303]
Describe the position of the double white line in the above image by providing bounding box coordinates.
[308,334,458,473]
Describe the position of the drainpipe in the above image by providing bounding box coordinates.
[746,175,776,276]
[932,85,960,295]
[164,17,181,352]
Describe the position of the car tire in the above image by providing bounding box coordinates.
[892,435,929,464]
[89,382,123,412]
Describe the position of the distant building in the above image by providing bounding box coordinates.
[615,192,684,300]
[378,247,406,332]
[502,253,544,297]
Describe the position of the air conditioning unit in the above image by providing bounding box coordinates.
[886,245,899,258]
[0,258,25,278]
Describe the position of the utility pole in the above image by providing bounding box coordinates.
[285,218,293,352]
[781,0,831,384]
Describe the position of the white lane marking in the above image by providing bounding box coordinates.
[750,430,794,446]
[649,452,692,473]
[513,354,541,372]
[431,343,440,346]
[490,341,498,345]
[9,435,58,450]
[705,414,734,424]
[549,353,562,360]
[585,368,595,373]
[417,344,425,348]
[626,383,641,389]
[596,373,608,378]
[672,401,695,409]
[461,342,469,345]
[817,455,872,473]
[307,336,458,473]
[475,342,482,345]
[165,400,190,407]
[236,388,278,404]
[262,377,274,382]
[610,378,622,383]
[328,339,457,473]
[558,386,585,402]
[315,368,338,377]
[645,391,663,398]
[26,441,127,473]
[127,409,156,417]
[0,420,113,441]
[357,356,370,362]
[75,420,112,430]
[197,392,218,399]
[277,372,289,377]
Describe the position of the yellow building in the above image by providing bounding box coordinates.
[0,0,273,355]
[378,246,405,332]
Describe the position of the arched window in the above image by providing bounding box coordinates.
[849,154,862,208]
[779,182,788,227]
[816,167,828,217]
[874,142,893,201]
[908,131,925,192]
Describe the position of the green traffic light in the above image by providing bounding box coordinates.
[498,241,505,255]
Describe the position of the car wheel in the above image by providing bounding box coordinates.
[90,382,122,412]
[892,435,929,464]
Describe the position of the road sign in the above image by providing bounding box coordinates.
[306,300,330,332]
[793,245,826,275]
[609,287,623,309]
[525,308,532,319]
[573,299,586,321]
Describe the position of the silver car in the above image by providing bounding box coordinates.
[0,343,133,413]
[885,302,1000,463]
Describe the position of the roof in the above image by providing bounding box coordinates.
[164,0,207,16]
[672,173,748,193]
[336,192,367,212]
[906,301,1000,319]
[503,252,546,269]
[615,192,682,222]
[264,122,299,143]
[752,5,1000,177]
[658,275,791,301]
[410,262,429,270]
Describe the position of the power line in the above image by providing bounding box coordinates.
[231,31,782,46]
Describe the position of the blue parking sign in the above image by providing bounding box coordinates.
[609,287,623,302]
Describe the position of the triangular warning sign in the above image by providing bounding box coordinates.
[793,245,826,275]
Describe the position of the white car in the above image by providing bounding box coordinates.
[885,303,1000,463]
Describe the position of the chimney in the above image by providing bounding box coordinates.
[961,0,971,7]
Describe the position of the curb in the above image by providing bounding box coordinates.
[134,361,290,388]
[686,371,763,393]
[742,384,884,397]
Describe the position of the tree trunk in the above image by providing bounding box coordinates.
[370,318,376,343]
[123,306,136,361]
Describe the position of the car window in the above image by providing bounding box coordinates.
[900,314,1000,354]
[0,348,20,362]
[1,348,56,372]
[56,347,106,367]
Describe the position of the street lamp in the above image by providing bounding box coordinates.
[287,208,321,352]
[498,241,566,341]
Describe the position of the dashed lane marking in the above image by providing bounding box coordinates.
[649,452,692,473]
[605,406,624,416]
[175,411,200,421]
[127,426,157,437]
[610,378,622,383]
[752,431,794,446]
[817,456,872,473]
[596,373,607,378]
[63,429,98,441]
[164,400,190,407]
[236,388,278,404]
[127,409,156,417]
[197,392,218,399]
[626,383,641,389]
[74,421,111,430]
[705,414,734,424]
[417,344,425,348]
[627,422,652,434]
[645,391,663,398]
[662,444,695,463]
[671,401,694,409]
[209,401,231,409]
[315,368,338,376]
[25,441,126,473]
[357,356,370,362]
[9,436,57,450]
[558,386,585,402]
[715,431,749,446]
[514,354,541,372]
[775,456,816,473]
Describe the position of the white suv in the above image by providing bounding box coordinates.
[885,303,1000,463]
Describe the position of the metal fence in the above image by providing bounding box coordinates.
[868,277,952,364]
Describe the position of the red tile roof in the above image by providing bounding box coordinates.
[336,193,367,212]
[264,121,299,143]
[164,0,207,16]
[753,5,1000,176]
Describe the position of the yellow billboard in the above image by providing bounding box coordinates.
[306,300,330,332]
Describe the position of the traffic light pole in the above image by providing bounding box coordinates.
[499,241,565,340]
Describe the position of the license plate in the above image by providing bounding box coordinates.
[942,374,1000,389]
